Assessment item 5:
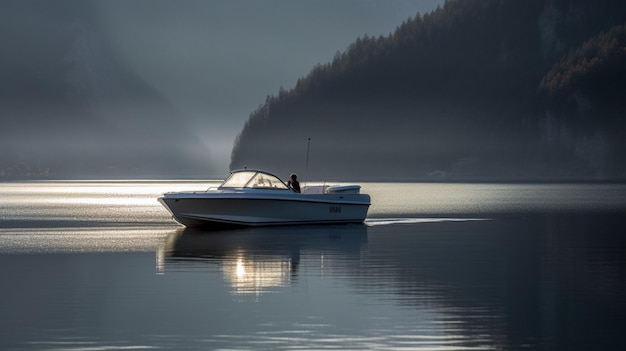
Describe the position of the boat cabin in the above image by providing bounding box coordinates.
[219,169,362,194]
[220,170,291,190]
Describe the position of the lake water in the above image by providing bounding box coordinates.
[1,181,625,350]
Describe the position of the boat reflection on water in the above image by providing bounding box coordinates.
[157,224,368,294]
[221,253,291,295]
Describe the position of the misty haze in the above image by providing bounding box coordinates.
[4,0,624,181]
[1,0,445,180]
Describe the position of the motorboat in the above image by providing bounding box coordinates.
[158,169,371,228]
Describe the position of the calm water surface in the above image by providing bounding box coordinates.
[1,181,625,350]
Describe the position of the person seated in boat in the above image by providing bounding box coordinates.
[287,173,301,193]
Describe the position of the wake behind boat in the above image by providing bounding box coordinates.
[159,169,371,228]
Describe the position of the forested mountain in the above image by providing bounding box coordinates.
[231,0,626,181]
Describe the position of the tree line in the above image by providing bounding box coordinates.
[232,0,626,180]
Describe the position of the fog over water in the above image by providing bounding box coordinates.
[0,0,444,178]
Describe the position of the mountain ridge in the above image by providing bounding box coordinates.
[231,0,626,181]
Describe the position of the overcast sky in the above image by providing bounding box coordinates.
[2,0,445,172]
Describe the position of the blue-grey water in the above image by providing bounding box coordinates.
[1,181,625,350]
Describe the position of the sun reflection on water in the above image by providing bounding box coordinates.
[222,252,293,295]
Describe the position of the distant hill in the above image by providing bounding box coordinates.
[0,4,212,179]
[231,0,626,181]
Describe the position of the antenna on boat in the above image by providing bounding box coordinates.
[304,137,311,187]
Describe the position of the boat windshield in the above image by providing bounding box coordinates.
[220,171,290,190]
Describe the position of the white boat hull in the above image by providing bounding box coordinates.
[159,192,371,228]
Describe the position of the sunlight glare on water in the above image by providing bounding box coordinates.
[0,180,220,229]
[0,227,181,253]
[222,254,293,295]
[0,180,220,206]
[362,182,626,216]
